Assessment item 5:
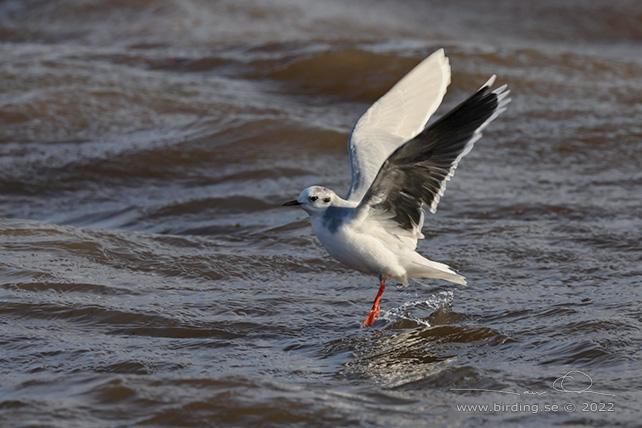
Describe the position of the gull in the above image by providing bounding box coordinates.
[283,49,510,326]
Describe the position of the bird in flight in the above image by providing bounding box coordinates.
[283,49,510,327]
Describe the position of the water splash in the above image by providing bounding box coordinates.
[382,290,454,326]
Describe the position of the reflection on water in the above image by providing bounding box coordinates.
[1,0,641,427]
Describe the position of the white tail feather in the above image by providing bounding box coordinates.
[406,253,467,285]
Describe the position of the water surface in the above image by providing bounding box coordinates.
[1,1,641,427]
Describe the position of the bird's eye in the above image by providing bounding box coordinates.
[323,198,330,203]
[309,196,318,202]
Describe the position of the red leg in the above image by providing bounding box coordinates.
[363,279,386,327]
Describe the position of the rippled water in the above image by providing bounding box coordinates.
[1,1,641,427]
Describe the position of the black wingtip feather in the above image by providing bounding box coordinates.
[400,84,500,162]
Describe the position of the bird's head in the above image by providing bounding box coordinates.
[283,186,336,215]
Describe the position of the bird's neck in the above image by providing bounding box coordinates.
[331,196,358,209]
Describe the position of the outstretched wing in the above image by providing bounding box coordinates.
[345,49,451,203]
[355,77,511,233]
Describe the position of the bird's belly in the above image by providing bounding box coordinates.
[321,235,375,274]
[312,219,404,279]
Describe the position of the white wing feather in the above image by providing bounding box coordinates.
[345,49,451,203]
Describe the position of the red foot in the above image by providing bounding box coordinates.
[362,279,385,327]
[363,309,379,327]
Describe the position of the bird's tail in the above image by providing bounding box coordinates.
[405,252,467,285]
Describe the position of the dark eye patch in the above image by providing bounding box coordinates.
[309,196,318,202]
[323,198,330,203]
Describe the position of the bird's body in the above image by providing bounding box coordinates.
[315,202,409,282]
[283,49,510,326]
[304,188,465,286]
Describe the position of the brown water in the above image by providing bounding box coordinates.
[1,1,641,427]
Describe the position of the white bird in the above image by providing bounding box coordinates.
[283,49,510,326]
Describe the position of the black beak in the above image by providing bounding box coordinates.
[282,200,302,207]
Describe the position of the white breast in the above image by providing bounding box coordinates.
[310,214,406,280]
